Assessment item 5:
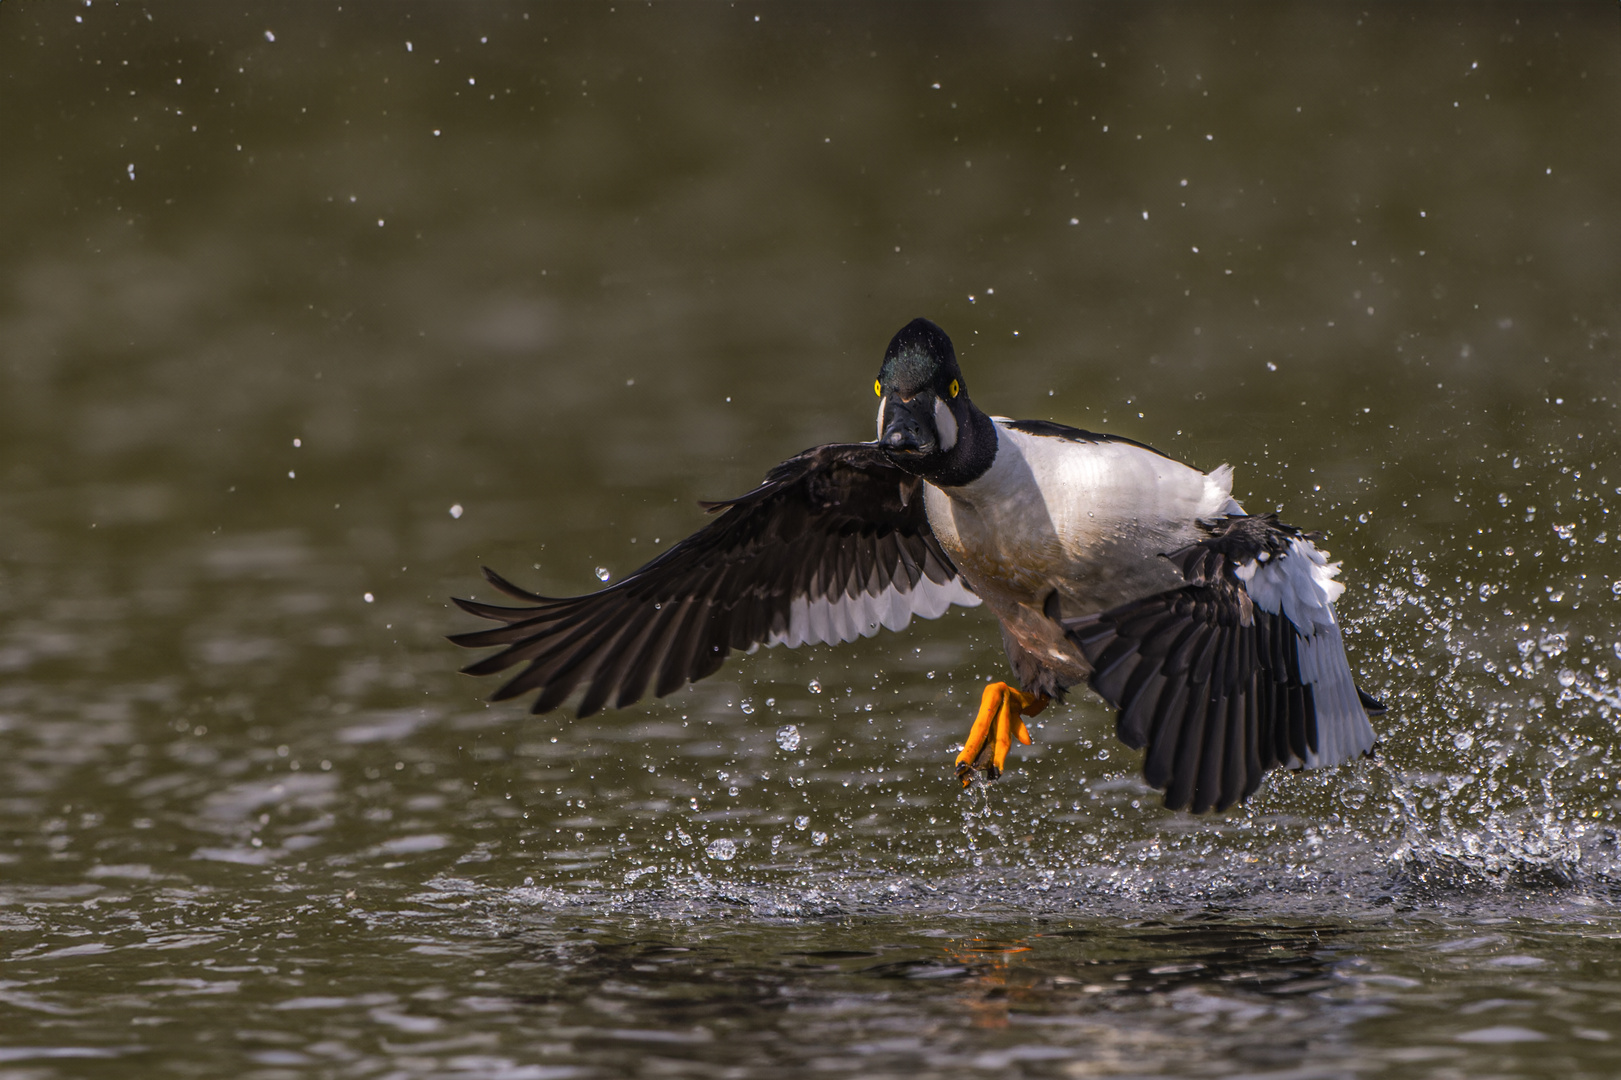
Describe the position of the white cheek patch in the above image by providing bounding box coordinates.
[934,397,959,451]
[876,397,888,440]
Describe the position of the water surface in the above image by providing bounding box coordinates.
[2,4,1618,1077]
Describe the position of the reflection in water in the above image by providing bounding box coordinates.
[496,919,1364,1071]
[871,922,1344,1033]
[468,912,1610,1075]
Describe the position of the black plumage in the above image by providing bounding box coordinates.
[449,443,967,717]
[1064,515,1382,813]
[452,318,1382,815]
[1001,418,1172,460]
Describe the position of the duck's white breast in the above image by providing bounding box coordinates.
[925,422,1240,613]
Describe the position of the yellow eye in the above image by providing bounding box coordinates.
[949,379,960,398]
[875,380,882,397]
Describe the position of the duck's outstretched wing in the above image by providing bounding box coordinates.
[1064,514,1381,814]
[450,442,979,717]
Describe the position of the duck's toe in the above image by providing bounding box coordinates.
[954,681,1045,786]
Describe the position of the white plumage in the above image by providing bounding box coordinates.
[454,316,1380,813]
[763,573,979,650]
[1236,537,1374,768]
[926,421,1240,652]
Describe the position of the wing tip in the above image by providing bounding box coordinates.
[448,595,489,624]
[451,440,967,716]
[481,565,551,602]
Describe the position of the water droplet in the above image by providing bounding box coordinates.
[1557,669,1576,688]
[776,725,800,751]
[705,838,736,861]
[595,567,611,582]
[739,699,754,715]
[449,504,463,519]
[1454,731,1475,751]
[363,592,375,603]
[807,679,822,694]
[793,815,809,831]
[811,831,829,846]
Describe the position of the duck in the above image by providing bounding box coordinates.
[451,318,1382,813]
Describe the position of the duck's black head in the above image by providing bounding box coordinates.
[873,318,996,486]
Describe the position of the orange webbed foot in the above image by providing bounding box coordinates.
[954,681,1048,786]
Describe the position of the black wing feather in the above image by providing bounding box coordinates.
[1066,513,1381,813]
[450,443,972,716]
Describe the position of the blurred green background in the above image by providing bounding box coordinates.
[1,4,1618,1077]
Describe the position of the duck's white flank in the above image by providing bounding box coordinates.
[924,421,1242,614]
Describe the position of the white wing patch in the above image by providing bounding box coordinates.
[1235,537,1374,769]
[763,574,980,650]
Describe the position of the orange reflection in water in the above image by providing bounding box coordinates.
[941,936,1039,1029]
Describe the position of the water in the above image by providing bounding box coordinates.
[2,4,1619,1076]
